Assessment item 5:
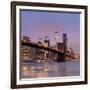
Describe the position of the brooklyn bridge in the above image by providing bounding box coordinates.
[22,41,75,62]
[21,33,78,62]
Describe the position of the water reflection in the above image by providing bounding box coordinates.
[20,62,80,79]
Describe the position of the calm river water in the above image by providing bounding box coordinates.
[20,61,80,79]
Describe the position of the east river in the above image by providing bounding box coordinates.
[20,61,80,79]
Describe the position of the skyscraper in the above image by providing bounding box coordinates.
[63,33,67,53]
[44,36,50,47]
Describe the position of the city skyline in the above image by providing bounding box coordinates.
[21,10,80,53]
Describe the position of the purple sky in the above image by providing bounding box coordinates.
[20,10,80,53]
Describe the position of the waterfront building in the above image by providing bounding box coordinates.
[57,43,64,52]
[44,36,50,47]
[21,36,31,43]
[38,38,43,46]
[63,33,67,53]
[54,31,60,44]
[21,36,31,62]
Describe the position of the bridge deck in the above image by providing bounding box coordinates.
[22,42,74,58]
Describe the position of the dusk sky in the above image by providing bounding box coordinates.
[20,10,80,53]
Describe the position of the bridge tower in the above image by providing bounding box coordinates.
[56,33,67,62]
